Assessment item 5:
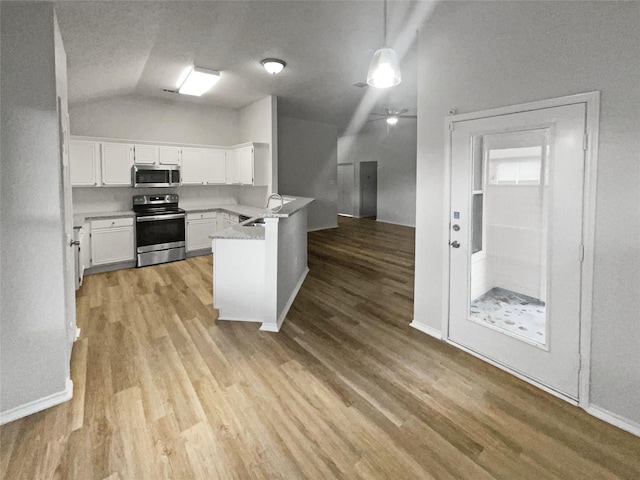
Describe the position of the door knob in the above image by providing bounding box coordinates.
[450,240,460,248]
[69,240,80,247]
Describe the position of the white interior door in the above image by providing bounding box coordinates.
[448,103,586,400]
[337,163,355,216]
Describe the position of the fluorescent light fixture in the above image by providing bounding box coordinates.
[367,48,401,88]
[386,116,399,125]
[261,58,286,74]
[178,67,220,96]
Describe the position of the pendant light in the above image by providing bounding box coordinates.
[367,0,401,88]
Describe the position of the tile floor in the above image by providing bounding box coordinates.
[470,287,546,345]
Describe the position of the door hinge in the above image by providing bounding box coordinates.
[582,132,588,151]
[579,244,584,263]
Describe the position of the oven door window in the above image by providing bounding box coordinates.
[136,217,185,249]
[137,169,170,184]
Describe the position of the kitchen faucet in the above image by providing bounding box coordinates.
[265,192,284,211]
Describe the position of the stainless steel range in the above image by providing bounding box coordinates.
[133,194,186,267]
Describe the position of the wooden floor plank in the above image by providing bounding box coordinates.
[1,216,639,479]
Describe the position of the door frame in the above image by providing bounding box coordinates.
[440,92,600,407]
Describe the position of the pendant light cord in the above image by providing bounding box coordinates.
[383,0,387,47]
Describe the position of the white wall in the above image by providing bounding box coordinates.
[239,96,277,192]
[278,116,338,231]
[70,95,240,145]
[414,1,640,428]
[338,123,416,227]
[1,3,72,420]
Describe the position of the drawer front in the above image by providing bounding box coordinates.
[187,211,217,221]
[91,217,134,229]
[222,212,230,220]
[229,213,239,223]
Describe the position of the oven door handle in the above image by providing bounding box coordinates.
[136,213,186,222]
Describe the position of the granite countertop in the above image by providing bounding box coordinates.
[73,196,314,230]
[211,224,266,240]
[73,210,135,227]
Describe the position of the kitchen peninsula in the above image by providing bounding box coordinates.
[212,196,313,332]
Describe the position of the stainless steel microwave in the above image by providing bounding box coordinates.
[132,165,181,188]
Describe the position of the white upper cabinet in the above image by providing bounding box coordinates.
[133,144,158,165]
[181,148,207,185]
[225,145,265,185]
[101,142,134,186]
[70,140,101,186]
[225,148,239,185]
[237,146,254,185]
[159,146,181,165]
[182,147,226,185]
[206,149,227,184]
[70,137,270,189]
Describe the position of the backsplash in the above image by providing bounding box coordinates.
[72,185,250,213]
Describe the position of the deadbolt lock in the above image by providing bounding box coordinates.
[452,224,460,231]
[450,240,460,248]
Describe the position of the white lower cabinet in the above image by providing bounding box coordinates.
[221,211,239,226]
[186,211,218,252]
[90,217,134,266]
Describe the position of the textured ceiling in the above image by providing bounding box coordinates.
[54,1,435,132]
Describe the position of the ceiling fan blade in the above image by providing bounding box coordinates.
[397,108,409,115]
[398,115,417,119]
[368,112,388,117]
[366,118,387,123]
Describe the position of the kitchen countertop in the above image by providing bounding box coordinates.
[211,196,314,240]
[73,196,314,230]
[73,210,135,227]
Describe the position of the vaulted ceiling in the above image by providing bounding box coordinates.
[54,1,434,132]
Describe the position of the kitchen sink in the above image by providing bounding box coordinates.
[243,217,265,227]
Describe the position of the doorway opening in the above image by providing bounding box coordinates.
[359,161,377,219]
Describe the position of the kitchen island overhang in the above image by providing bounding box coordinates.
[210,196,313,332]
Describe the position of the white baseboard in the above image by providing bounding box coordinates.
[587,404,640,437]
[308,225,338,232]
[0,378,73,426]
[410,319,442,339]
[376,218,416,228]
[260,268,309,333]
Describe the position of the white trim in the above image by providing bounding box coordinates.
[307,225,338,232]
[410,320,442,339]
[578,93,600,408]
[260,267,309,333]
[338,214,354,218]
[449,340,578,405]
[444,92,600,123]
[443,91,600,408]
[587,405,640,438]
[375,218,416,228]
[0,378,73,425]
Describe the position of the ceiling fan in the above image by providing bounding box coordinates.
[367,108,417,125]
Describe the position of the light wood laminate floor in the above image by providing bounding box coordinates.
[2,217,639,479]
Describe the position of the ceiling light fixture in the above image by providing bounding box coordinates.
[367,0,401,88]
[261,58,286,74]
[386,116,399,125]
[178,67,220,96]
